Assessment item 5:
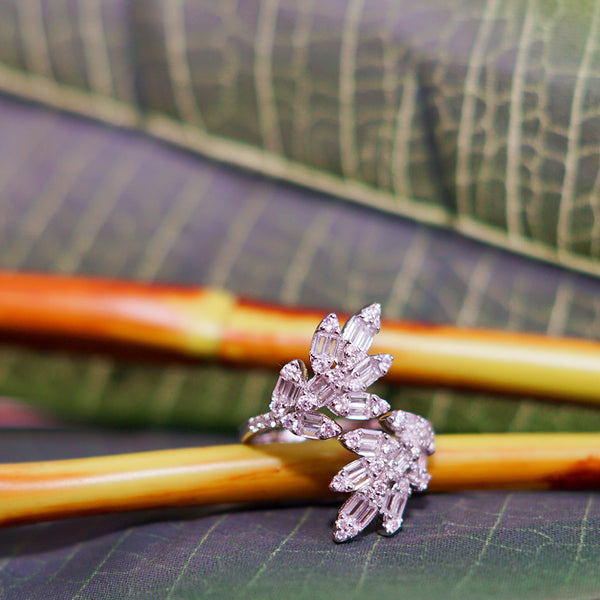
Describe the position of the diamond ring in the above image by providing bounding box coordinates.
[240,303,435,542]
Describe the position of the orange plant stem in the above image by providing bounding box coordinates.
[0,433,598,527]
[2,271,600,404]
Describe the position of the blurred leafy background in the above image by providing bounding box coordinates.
[0,0,599,598]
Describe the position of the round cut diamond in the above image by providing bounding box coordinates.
[358,303,381,329]
[334,515,360,542]
[382,516,403,536]
[370,477,389,497]
[318,313,342,334]
[296,392,319,411]
[342,430,363,451]
[269,398,290,418]
[408,467,432,491]
[279,359,306,383]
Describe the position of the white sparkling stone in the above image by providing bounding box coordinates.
[269,360,307,417]
[382,516,403,536]
[341,304,381,353]
[281,411,341,439]
[404,423,435,455]
[379,433,398,456]
[296,392,319,412]
[320,416,343,439]
[279,412,299,432]
[333,392,391,419]
[367,454,387,473]
[408,465,432,491]
[330,394,350,416]
[391,452,411,475]
[279,359,306,383]
[346,392,371,418]
[306,375,343,407]
[369,443,401,474]
[342,318,376,353]
[311,355,333,374]
[310,314,344,373]
[340,429,362,449]
[333,514,360,542]
[369,477,390,498]
[247,413,277,432]
[379,481,410,534]
[311,331,341,355]
[382,410,435,455]
[268,398,289,418]
[341,344,367,370]
[330,458,371,492]
[322,366,344,388]
[369,394,391,418]
[310,332,342,373]
[341,429,384,457]
[269,379,301,416]
[343,493,378,528]
[334,493,378,542]
[317,313,342,334]
[345,356,375,391]
[393,478,411,496]
[308,375,329,396]
[373,353,394,375]
[358,303,382,329]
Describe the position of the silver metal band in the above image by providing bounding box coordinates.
[240,414,383,445]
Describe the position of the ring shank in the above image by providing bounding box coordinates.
[241,415,385,445]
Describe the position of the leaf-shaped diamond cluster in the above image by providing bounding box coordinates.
[330,411,435,542]
[246,303,393,440]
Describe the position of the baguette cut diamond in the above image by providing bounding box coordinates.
[269,359,307,417]
[341,319,375,352]
[280,411,342,440]
[382,486,409,517]
[333,493,379,542]
[307,375,341,405]
[347,354,394,391]
[341,303,381,352]
[330,458,371,492]
[310,313,344,373]
[341,429,384,457]
[333,392,391,419]
[381,486,410,535]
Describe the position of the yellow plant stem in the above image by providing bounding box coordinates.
[0,433,598,527]
[4,271,600,405]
